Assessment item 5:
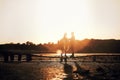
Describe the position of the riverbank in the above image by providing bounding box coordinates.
[0,61,120,80]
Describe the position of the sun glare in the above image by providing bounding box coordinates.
[56,50,62,55]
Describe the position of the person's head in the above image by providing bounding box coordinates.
[71,32,74,36]
[64,32,67,37]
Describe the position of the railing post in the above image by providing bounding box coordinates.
[10,53,14,62]
[3,52,9,63]
[26,53,32,62]
[18,53,22,62]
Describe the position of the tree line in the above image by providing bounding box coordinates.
[0,39,120,53]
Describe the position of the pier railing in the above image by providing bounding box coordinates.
[0,50,120,62]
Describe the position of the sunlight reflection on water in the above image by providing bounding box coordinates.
[34,53,120,57]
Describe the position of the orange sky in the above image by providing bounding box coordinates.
[0,0,120,44]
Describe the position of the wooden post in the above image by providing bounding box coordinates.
[26,53,32,62]
[3,52,9,63]
[18,53,22,62]
[10,53,14,62]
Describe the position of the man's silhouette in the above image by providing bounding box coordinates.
[70,32,75,57]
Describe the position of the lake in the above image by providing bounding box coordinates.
[33,53,120,57]
[0,53,120,62]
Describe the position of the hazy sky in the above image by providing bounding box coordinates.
[0,0,120,44]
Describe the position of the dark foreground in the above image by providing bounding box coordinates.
[0,60,120,80]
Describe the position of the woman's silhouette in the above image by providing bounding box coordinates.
[70,32,75,57]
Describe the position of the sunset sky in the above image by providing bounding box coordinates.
[0,0,120,44]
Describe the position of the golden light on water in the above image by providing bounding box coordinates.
[56,49,72,57]
[56,50,62,55]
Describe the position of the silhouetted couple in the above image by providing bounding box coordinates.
[58,32,75,58]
